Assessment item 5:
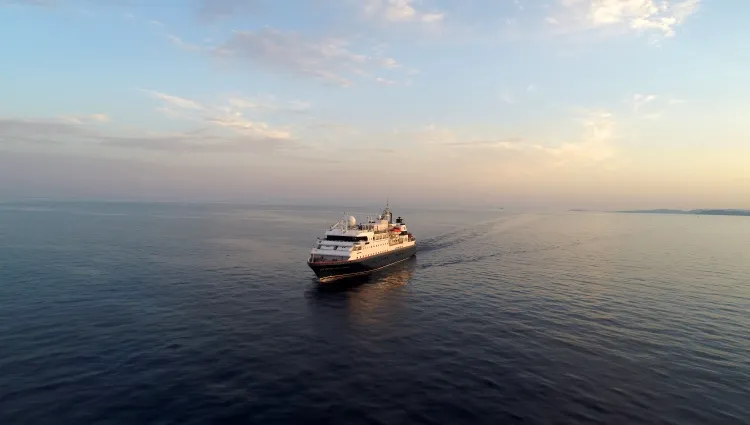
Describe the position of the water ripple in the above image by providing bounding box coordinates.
[1,204,749,424]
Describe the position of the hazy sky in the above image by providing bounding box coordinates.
[1,0,748,208]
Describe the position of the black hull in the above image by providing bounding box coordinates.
[308,244,417,283]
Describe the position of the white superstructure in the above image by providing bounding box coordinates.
[309,205,416,264]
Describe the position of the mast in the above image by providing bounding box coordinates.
[381,198,392,224]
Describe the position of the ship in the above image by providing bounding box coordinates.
[307,203,417,283]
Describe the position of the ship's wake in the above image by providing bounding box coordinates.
[416,214,611,270]
[417,214,539,252]
[417,218,507,253]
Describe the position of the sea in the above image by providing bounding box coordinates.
[1,201,748,425]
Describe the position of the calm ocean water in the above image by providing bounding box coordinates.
[1,202,749,424]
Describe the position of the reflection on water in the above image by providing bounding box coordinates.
[3,203,750,424]
[307,258,416,325]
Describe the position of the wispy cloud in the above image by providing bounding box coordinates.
[142,90,203,110]
[557,0,701,37]
[627,93,686,119]
[357,108,621,176]
[204,116,291,140]
[5,0,56,7]
[143,89,296,140]
[227,96,312,113]
[631,93,657,112]
[525,109,618,166]
[364,0,445,24]
[167,34,202,51]
[444,137,526,149]
[499,84,538,105]
[210,29,403,87]
[196,0,262,22]
[98,132,299,153]
[1,87,308,154]
[0,113,111,146]
[375,77,396,85]
[0,116,300,154]
[639,112,663,120]
[59,113,111,124]
[0,117,89,141]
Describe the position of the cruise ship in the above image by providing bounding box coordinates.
[307,204,417,283]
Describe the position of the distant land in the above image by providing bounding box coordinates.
[568,209,750,216]
[616,209,750,217]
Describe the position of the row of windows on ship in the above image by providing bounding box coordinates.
[325,234,393,242]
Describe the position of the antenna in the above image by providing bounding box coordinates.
[385,196,392,224]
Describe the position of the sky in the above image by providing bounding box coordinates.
[1,0,749,209]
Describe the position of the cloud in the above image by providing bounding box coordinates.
[142,90,203,110]
[287,100,312,113]
[4,0,56,6]
[639,112,662,120]
[347,109,621,180]
[631,93,657,112]
[7,0,139,9]
[499,84,537,104]
[627,93,686,119]
[204,115,291,140]
[456,109,617,166]
[375,77,396,85]
[542,110,617,164]
[90,113,110,122]
[210,28,402,86]
[161,25,406,87]
[0,116,299,154]
[2,105,627,202]
[1,88,304,154]
[59,113,111,124]
[0,113,114,146]
[167,34,202,51]
[444,137,526,149]
[0,118,89,141]
[501,92,514,104]
[365,0,445,24]
[98,132,298,153]
[421,13,444,23]
[196,0,263,22]
[143,89,298,140]
[227,96,311,113]
[577,109,616,145]
[559,0,701,37]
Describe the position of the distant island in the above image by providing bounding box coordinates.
[615,209,750,217]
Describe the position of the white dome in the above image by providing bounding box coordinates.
[347,216,357,227]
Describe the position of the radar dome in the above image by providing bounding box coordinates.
[347,216,357,227]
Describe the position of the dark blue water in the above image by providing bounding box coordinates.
[1,202,749,424]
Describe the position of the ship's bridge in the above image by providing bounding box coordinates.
[324,232,370,242]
